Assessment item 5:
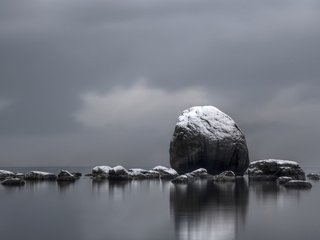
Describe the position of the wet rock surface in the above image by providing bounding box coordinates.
[248,159,306,181]
[283,180,312,189]
[212,171,236,182]
[170,106,249,175]
[276,176,292,185]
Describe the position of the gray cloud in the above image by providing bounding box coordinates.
[0,0,319,166]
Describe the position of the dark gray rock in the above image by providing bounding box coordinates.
[170,106,249,176]
[57,170,77,182]
[153,166,179,179]
[24,171,57,181]
[248,159,306,181]
[284,180,312,189]
[276,176,292,185]
[0,170,15,179]
[108,166,131,180]
[171,175,191,184]
[307,173,320,181]
[92,166,112,175]
[212,171,236,182]
[1,177,25,186]
[72,172,82,178]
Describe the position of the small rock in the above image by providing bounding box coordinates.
[57,170,77,182]
[213,171,236,182]
[0,170,15,179]
[153,166,178,179]
[189,168,208,178]
[24,171,57,181]
[71,172,82,178]
[284,180,312,189]
[171,175,190,184]
[1,177,25,186]
[276,176,292,185]
[307,173,320,181]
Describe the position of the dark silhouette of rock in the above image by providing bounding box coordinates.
[0,170,15,179]
[170,106,249,175]
[171,168,210,184]
[1,177,25,186]
[248,159,306,181]
[57,170,77,182]
[307,173,320,180]
[284,180,312,189]
[24,171,57,181]
[276,176,292,185]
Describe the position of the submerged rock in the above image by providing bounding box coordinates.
[1,177,25,186]
[57,170,77,182]
[0,170,15,179]
[153,166,178,179]
[24,171,57,181]
[72,172,82,178]
[170,106,249,175]
[284,180,312,189]
[212,171,236,182]
[248,159,305,181]
[276,176,292,185]
[307,173,320,181]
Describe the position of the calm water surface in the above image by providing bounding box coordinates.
[0,166,319,240]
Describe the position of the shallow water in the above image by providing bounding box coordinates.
[1,166,320,240]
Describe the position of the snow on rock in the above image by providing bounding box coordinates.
[108,166,131,180]
[152,166,178,179]
[170,106,249,175]
[0,170,15,179]
[24,171,57,181]
[212,171,236,182]
[57,170,77,182]
[248,159,306,181]
[1,177,25,186]
[92,166,112,175]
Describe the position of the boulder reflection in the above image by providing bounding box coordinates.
[170,179,249,240]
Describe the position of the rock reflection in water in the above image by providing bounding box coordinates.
[170,179,249,240]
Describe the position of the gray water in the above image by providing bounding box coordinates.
[1,166,320,240]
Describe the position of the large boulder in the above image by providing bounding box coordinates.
[248,159,306,180]
[170,106,249,175]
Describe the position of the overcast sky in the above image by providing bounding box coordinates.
[0,0,319,167]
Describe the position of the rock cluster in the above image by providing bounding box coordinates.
[91,165,178,181]
[248,159,306,181]
[307,173,320,181]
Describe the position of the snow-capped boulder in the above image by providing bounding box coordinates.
[92,166,112,175]
[170,106,249,175]
[1,177,25,186]
[152,166,178,179]
[284,180,312,189]
[248,159,306,181]
[108,166,131,180]
[307,173,320,181]
[0,170,15,179]
[57,170,76,182]
[24,171,57,181]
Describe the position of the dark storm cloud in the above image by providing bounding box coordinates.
[0,0,319,166]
